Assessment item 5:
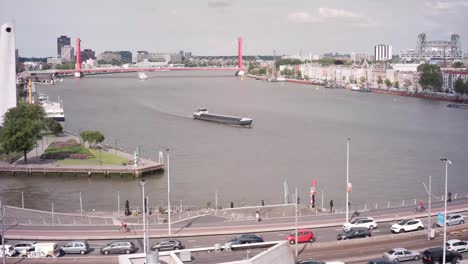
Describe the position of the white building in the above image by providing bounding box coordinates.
[60,45,75,62]
[374,44,392,61]
[442,69,468,93]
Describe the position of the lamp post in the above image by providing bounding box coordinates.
[346,137,351,222]
[422,176,432,240]
[166,148,171,235]
[140,179,147,255]
[294,187,298,257]
[441,158,452,264]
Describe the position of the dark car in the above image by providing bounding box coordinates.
[368,258,394,264]
[229,234,264,245]
[337,227,371,240]
[151,239,183,251]
[100,241,137,255]
[422,247,462,264]
[297,260,325,264]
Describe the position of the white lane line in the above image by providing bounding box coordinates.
[187,240,196,242]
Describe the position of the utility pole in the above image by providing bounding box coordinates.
[428,176,432,240]
[167,150,171,235]
[295,187,298,257]
[215,189,218,213]
[117,191,120,217]
[441,159,451,264]
[1,200,6,264]
[346,138,351,222]
[79,192,83,216]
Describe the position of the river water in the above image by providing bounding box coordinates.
[1,71,467,212]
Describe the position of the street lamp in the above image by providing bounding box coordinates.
[165,148,171,235]
[140,179,147,255]
[346,137,351,223]
[441,158,452,264]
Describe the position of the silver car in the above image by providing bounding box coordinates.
[383,248,420,263]
[12,241,36,254]
[61,240,90,255]
[446,214,465,226]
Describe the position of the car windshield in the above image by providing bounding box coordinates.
[350,219,360,224]
[398,219,409,225]
[388,250,396,254]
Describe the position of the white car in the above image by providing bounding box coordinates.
[0,245,16,257]
[343,217,377,231]
[446,239,468,253]
[13,241,36,254]
[391,219,424,233]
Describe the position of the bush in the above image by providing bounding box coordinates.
[43,139,94,160]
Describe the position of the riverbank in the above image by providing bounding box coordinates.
[0,132,164,177]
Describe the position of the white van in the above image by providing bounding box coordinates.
[20,242,62,258]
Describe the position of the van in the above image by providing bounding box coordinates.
[20,242,62,258]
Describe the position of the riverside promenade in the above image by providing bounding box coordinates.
[3,197,468,240]
[0,132,163,177]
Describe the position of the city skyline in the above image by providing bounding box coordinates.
[1,0,468,57]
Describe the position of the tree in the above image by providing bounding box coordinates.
[296,70,302,79]
[417,64,443,92]
[454,78,466,95]
[282,68,293,76]
[452,61,464,68]
[304,75,310,80]
[394,81,400,89]
[80,130,105,149]
[385,79,392,88]
[45,118,63,136]
[377,76,383,86]
[0,103,45,163]
[360,76,366,84]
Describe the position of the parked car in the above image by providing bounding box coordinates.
[446,239,468,253]
[343,217,377,231]
[297,260,324,264]
[19,242,63,258]
[151,239,183,251]
[391,219,424,233]
[337,227,371,240]
[287,229,315,244]
[438,214,465,226]
[383,248,421,262]
[0,245,16,257]
[229,234,264,245]
[100,241,137,255]
[421,247,462,264]
[368,258,395,264]
[60,240,90,255]
[12,241,36,254]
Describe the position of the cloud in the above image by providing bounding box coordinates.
[424,0,468,12]
[208,0,232,7]
[318,8,359,18]
[287,12,322,23]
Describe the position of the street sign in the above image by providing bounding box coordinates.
[437,212,445,226]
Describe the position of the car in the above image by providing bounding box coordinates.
[337,227,371,240]
[383,248,421,263]
[446,239,468,253]
[343,217,377,231]
[297,260,324,264]
[12,241,36,254]
[446,214,465,226]
[368,258,395,264]
[287,229,315,244]
[100,241,137,255]
[61,240,90,255]
[391,219,424,233]
[229,234,264,245]
[151,239,183,251]
[421,247,462,264]
[0,245,16,257]
[19,242,63,258]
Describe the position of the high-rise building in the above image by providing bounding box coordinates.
[61,45,75,62]
[374,44,392,61]
[115,51,132,63]
[81,49,96,61]
[57,35,71,57]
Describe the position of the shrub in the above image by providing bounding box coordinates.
[43,139,94,160]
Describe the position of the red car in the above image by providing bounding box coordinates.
[287,229,315,244]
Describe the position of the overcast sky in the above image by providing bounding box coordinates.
[1,0,468,57]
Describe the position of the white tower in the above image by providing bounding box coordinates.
[0,23,17,126]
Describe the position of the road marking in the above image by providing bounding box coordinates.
[187,240,196,242]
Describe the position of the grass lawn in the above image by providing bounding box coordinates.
[57,149,128,166]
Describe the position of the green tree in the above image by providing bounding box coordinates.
[80,130,105,149]
[45,118,63,136]
[304,75,310,80]
[282,68,293,76]
[248,63,254,73]
[454,78,465,94]
[258,67,266,75]
[360,76,366,84]
[377,76,383,86]
[452,61,464,68]
[0,103,46,163]
[394,81,400,89]
[296,70,302,79]
[385,79,392,88]
[417,64,443,92]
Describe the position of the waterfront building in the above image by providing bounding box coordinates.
[114,51,132,63]
[81,49,96,61]
[374,44,392,61]
[351,52,372,63]
[60,45,74,62]
[171,53,183,63]
[442,69,468,93]
[97,51,122,64]
[57,35,71,57]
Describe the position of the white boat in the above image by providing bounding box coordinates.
[42,101,65,121]
[138,72,148,80]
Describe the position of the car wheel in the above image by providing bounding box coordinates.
[103,250,109,255]
[174,246,180,250]
[393,259,399,264]
[417,226,423,231]
[125,249,131,254]
[369,225,375,230]
[80,250,85,255]
[461,220,465,224]
[309,238,315,243]
[399,229,405,233]
[289,240,295,244]
[46,255,51,258]
[414,255,420,261]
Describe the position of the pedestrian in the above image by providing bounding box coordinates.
[312,194,315,208]
[261,200,265,206]
[330,200,334,213]
[448,192,452,202]
[256,209,261,222]
[230,201,234,208]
